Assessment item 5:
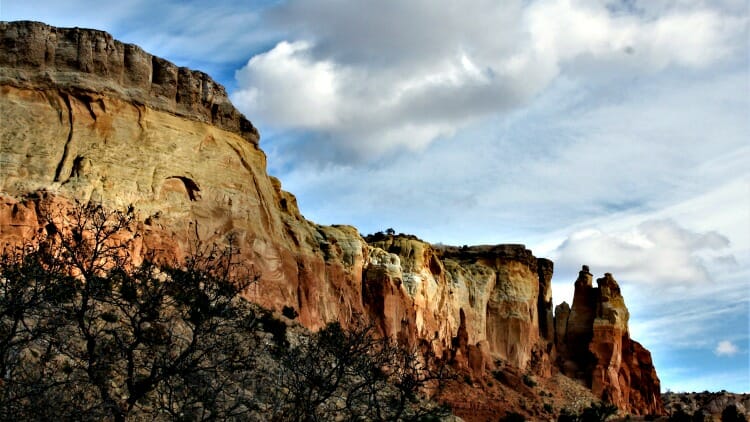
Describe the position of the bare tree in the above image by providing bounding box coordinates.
[0,200,451,421]
[0,201,261,421]
[269,322,449,421]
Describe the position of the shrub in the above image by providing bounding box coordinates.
[269,321,450,421]
[0,201,262,420]
[501,411,527,422]
[669,409,693,422]
[282,305,298,319]
[722,404,748,422]
[559,402,619,422]
[0,200,452,421]
[522,374,537,388]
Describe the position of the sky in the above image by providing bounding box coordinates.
[2,0,748,393]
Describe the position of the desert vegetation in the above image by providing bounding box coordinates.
[0,201,447,421]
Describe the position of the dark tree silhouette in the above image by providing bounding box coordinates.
[269,321,449,421]
[722,404,748,422]
[0,201,260,420]
[0,200,450,421]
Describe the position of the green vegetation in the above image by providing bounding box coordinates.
[558,401,618,422]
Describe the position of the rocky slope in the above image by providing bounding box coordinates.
[663,391,750,421]
[0,21,662,417]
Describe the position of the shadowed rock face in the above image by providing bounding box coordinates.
[0,21,663,416]
[555,268,663,415]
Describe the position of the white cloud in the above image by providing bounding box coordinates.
[234,41,339,129]
[553,219,731,285]
[1,0,276,80]
[715,340,740,356]
[232,0,746,162]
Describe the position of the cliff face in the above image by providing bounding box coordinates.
[364,239,553,372]
[0,20,366,333]
[0,20,257,142]
[0,21,662,415]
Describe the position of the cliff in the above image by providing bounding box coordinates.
[0,21,662,417]
[0,20,257,143]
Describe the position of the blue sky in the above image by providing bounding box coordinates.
[2,0,748,393]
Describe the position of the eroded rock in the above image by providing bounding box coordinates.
[0,21,664,417]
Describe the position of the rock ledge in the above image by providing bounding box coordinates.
[0,20,258,144]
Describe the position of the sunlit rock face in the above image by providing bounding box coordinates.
[364,239,551,370]
[0,20,368,332]
[0,21,662,415]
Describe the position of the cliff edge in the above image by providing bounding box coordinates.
[0,20,258,143]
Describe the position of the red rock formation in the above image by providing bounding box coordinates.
[0,21,664,416]
[366,239,550,370]
[556,267,663,415]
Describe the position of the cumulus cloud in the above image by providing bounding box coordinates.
[234,41,339,129]
[553,219,731,285]
[232,0,746,162]
[715,340,740,356]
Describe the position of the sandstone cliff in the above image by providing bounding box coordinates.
[364,239,554,373]
[0,21,662,417]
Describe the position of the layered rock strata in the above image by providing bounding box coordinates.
[0,21,662,415]
[0,20,257,143]
[364,239,555,373]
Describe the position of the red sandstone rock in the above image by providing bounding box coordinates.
[556,267,663,415]
[0,21,664,416]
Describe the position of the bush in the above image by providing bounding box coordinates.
[501,411,526,422]
[0,201,262,420]
[722,404,748,422]
[559,402,618,422]
[259,310,289,350]
[670,409,693,422]
[0,200,453,421]
[282,305,298,319]
[522,374,537,388]
[269,321,450,421]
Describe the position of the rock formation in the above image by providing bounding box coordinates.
[364,238,554,374]
[0,21,662,416]
[0,20,257,142]
[555,267,662,414]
